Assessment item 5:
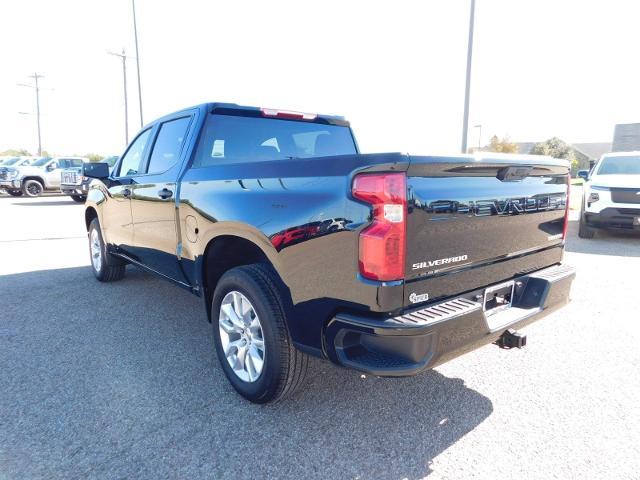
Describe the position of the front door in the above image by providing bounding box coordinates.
[129,115,194,282]
[102,129,153,253]
[43,160,63,188]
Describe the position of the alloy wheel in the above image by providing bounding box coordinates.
[90,228,102,272]
[218,291,265,382]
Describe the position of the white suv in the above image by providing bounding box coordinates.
[578,151,640,238]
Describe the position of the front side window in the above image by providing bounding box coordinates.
[193,114,356,168]
[145,117,191,174]
[118,129,152,177]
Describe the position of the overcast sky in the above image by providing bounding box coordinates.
[1,0,639,156]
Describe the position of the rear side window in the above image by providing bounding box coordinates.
[145,117,191,174]
[193,114,356,167]
[118,129,152,177]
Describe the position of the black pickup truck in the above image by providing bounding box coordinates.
[84,103,575,403]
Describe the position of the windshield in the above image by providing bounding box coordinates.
[31,157,51,167]
[596,156,640,175]
[2,158,20,166]
[194,114,357,167]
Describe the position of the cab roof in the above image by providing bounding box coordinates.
[154,102,349,127]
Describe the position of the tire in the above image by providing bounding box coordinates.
[578,215,595,238]
[71,195,86,203]
[88,218,126,282]
[578,201,595,239]
[7,190,23,197]
[212,264,308,403]
[22,179,44,197]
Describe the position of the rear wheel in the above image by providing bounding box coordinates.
[22,179,43,197]
[7,190,23,197]
[212,264,308,403]
[88,218,126,282]
[71,195,86,203]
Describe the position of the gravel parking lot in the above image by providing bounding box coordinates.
[1,193,639,480]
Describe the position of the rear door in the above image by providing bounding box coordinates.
[129,113,195,282]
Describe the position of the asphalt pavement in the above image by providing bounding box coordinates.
[1,194,639,479]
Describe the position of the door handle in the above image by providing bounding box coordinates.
[158,188,173,199]
[122,188,132,198]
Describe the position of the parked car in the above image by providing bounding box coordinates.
[0,157,46,196]
[83,102,575,403]
[61,156,119,202]
[0,156,87,197]
[578,151,640,238]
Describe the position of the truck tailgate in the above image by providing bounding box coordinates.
[404,154,569,306]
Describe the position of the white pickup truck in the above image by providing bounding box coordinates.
[0,157,87,197]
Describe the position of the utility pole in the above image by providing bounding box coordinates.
[108,49,130,146]
[132,0,144,127]
[18,73,44,156]
[461,0,476,153]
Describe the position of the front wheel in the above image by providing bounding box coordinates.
[22,179,43,197]
[71,195,86,203]
[212,264,308,403]
[578,214,595,238]
[88,218,126,282]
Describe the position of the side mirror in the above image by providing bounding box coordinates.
[577,170,589,180]
[83,162,110,179]
[47,163,57,171]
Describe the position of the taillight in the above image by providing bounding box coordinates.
[352,172,407,281]
[562,181,570,240]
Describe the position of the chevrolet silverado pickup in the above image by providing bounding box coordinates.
[83,102,575,403]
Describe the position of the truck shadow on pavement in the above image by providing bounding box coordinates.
[1,266,492,480]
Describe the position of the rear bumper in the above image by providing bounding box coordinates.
[324,263,575,376]
[60,182,89,195]
[584,208,640,231]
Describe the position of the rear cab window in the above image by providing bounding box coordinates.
[193,114,357,168]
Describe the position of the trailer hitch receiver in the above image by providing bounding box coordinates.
[496,329,527,349]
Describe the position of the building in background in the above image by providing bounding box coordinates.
[612,123,640,152]
[515,141,611,174]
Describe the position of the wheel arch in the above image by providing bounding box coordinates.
[200,232,290,323]
[85,206,98,231]
[21,176,45,187]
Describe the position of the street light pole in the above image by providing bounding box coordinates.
[132,0,144,127]
[461,0,476,154]
[18,73,44,156]
[108,49,130,146]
